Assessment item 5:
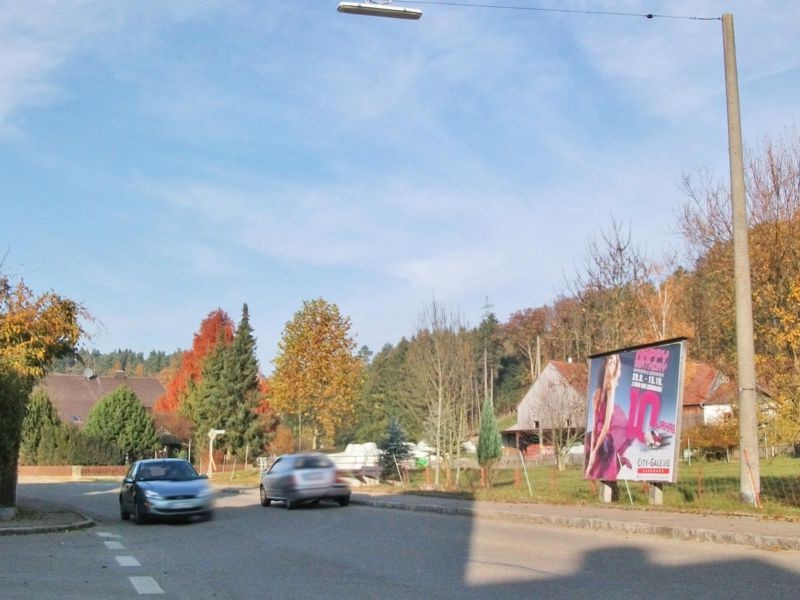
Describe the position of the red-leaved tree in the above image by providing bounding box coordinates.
[153,309,234,413]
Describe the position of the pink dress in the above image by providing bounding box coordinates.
[587,394,633,480]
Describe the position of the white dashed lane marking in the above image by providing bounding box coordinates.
[96,531,122,538]
[115,556,141,567]
[96,531,162,593]
[129,576,164,595]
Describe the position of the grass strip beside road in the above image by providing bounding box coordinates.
[209,457,800,519]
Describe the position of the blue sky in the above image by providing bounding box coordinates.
[2,1,799,371]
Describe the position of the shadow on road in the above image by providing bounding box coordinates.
[11,482,800,599]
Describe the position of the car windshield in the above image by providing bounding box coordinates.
[138,462,199,481]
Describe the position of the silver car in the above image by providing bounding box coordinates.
[119,458,215,524]
[260,452,351,510]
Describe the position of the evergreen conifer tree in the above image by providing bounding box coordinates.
[190,339,229,446]
[378,418,412,481]
[477,397,502,487]
[20,389,62,465]
[190,305,267,460]
[226,304,266,456]
[84,386,157,462]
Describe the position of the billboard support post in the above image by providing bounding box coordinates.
[599,481,617,503]
[649,482,664,505]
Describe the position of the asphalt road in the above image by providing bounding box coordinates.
[4,482,800,599]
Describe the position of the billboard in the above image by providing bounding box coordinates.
[584,338,686,483]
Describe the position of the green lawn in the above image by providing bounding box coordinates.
[214,456,800,519]
[496,412,517,432]
[401,457,800,519]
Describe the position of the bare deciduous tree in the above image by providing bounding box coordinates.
[407,301,476,488]
[571,218,650,352]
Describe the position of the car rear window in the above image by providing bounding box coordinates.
[294,456,333,469]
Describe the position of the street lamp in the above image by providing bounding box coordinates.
[338,1,422,20]
[338,6,760,506]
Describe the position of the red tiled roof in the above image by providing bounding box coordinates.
[681,362,730,407]
[38,373,165,428]
[708,381,738,405]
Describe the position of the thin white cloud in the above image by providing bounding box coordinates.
[2,0,799,365]
[392,249,510,298]
[0,23,68,132]
[0,1,230,134]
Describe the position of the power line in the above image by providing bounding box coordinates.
[397,1,720,21]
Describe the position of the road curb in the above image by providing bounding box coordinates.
[218,486,258,495]
[0,514,95,536]
[349,497,800,552]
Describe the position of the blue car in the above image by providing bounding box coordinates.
[119,458,215,524]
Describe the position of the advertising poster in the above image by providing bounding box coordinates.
[584,338,686,483]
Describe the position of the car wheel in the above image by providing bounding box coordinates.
[285,499,296,510]
[259,485,271,507]
[133,501,146,525]
[338,496,350,507]
[119,498,130,521]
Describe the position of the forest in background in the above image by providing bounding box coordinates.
[49,348,181,381]
[347,129,800,455]
[41,129,800,457]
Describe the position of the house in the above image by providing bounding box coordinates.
[502,360,588,456]
[680,363,737,428]
[503,359,755,456]
[39,371,165,428]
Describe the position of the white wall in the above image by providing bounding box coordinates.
[703,404,733,424]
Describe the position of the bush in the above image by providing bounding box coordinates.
[20,389,61,465]
[84,386,157,460]
[37,424,122,465]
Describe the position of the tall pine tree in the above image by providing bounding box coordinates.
[187,335,229,450]
[224,304,266,457]
[187,305,266,460]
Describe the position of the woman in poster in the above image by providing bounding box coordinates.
[585,354,633,480]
